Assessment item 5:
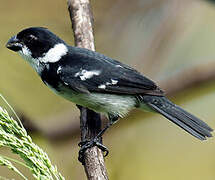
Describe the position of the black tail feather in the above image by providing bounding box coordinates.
[141,96,213,140]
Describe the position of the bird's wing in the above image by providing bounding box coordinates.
[58,47,164,96]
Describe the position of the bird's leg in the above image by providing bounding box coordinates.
[78,114,119,164]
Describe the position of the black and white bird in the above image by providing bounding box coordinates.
[6,27,213,142]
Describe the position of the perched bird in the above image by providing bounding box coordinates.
[6,27,213,144]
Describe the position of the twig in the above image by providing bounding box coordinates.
[67,0,108,179]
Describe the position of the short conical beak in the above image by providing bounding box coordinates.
[6,36,22,51]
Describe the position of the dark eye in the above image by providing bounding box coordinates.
[26,34,37,42]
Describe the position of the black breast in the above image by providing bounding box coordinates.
[41,63,61,90]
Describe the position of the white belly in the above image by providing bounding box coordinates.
[47,84,137,117]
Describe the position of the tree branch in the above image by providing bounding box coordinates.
[67,0,108,179]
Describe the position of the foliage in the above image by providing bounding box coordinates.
[0,94,65,180]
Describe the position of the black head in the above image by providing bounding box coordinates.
[6,27,65,58]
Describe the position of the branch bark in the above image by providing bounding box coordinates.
[67,0,108,179]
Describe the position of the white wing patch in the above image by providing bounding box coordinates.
[115,65,123,68]
[111,79,118,85]
[39,43,68,63]
[105,79,118,86]
[57,66,62,74]
[75,69,100,81]
[98,84,106,89]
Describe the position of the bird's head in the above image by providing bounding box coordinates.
[6,27,68,73]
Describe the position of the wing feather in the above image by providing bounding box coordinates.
[59,47,164,96]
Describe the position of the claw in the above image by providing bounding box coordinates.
[78,138,109,165]
[78,117,117,164]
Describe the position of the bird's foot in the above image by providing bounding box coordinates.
[78,138,109,165]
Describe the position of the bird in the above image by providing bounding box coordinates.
[6,27,213,156]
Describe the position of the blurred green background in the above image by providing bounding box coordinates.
[0,0,215,179]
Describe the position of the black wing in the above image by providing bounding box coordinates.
[58,46,164,96]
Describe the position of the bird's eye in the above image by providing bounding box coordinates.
[26,35,37,42]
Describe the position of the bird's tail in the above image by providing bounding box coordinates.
[140,95,213,140]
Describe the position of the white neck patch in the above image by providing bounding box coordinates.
[18,43,68,74]
[20,45,32,57]
[19,45,43,75]
[38,43,68,63]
